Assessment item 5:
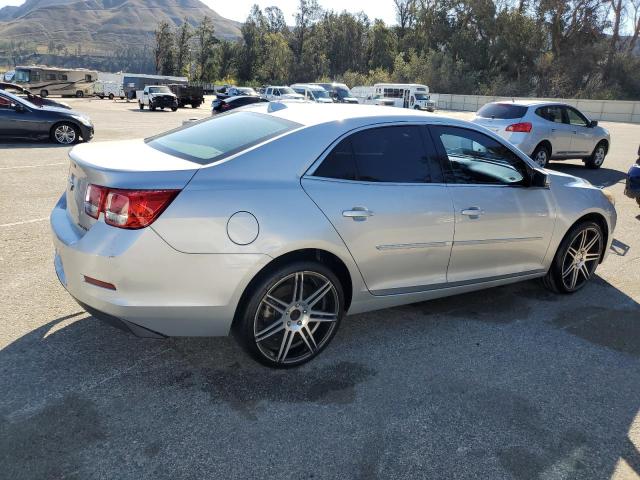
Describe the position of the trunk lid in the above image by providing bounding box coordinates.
[472,103,529,137]
[66,139,199,232]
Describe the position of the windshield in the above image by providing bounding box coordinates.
[335,87,353,99]
[149,86,171,94]
[477,103,528,119]
[311,89,330,99]
[14,70,30,83]
[238,88,256,95]
[0,89,38,109]
[415,93,430,100]
[147,111,301,165]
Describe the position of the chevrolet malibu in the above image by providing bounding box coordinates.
[51,103,617,367]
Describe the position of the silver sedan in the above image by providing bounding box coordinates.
[51,103,617,367]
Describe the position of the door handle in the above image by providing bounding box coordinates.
[342,207,374,221]
[461,207,484,218]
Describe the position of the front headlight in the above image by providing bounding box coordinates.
[602,188,616,206]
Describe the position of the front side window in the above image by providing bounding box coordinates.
[433,126,527,186]
[14,70,29,82]
[565,107,588,127]
[314,126,432,183]
[147,111,300,165]
[0,94,11,109]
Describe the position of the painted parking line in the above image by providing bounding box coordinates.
[0,217,49,228]
[0,162,65,170]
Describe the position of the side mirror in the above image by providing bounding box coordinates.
[12,103,25,113]
[589,120,598,128]
[530,169,550,188]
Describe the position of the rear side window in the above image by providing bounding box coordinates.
[147,112,301,165]
[535,106,564,123]
[477,103,528,119]
[314,126,432,183]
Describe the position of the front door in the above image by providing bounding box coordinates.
[302,124,454,295]
[430,125,555,283]
[564,106,594,156]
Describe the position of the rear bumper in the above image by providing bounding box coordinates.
[50,194,270,337]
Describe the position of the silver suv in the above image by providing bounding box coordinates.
[472,101,610,169]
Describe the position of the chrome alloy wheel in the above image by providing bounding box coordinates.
[593,146,606,166]
[253,271,339,365]
[560,227,602,291]
[534,149,548,167]
[54,124,77,144]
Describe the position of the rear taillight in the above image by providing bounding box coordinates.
[506,122,532,133]
[84,184,107,219]
[84,184,179,229]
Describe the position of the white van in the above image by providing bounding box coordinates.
[262,86,305,101]
[290,84,334,103]
[354,83,436,111]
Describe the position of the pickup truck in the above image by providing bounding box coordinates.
[137,85,178,111]
[168,84,204,108]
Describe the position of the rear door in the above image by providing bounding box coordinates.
[430,125,555,283]
[302,124,455,295]
[534,105,572,155]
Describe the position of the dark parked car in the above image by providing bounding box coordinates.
[212,95,268,114]
[0,82,71,109]
[0,90,93,145]
[168,84,204,108]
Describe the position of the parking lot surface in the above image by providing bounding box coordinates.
[1,98,639,479]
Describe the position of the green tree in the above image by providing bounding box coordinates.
[175,19,192,76]
[194,16,217,81]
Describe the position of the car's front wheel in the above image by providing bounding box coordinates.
[235,261,344,368]
[543,221,604,294]
[51,122,79,145]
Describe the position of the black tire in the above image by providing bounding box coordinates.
[98,95,104,100]
[139,103,144,110]
[531,144,550,168]
[636,197,640,207]
[191,103,199,108]
[542,221,604,294]
[171,107,177,112]
[150,105,156,111]
[108,93,114,100]
[234,261,345,368]
[40,90,48,98]
[75,91,84,98]
[586,141,607,169]
[50,122,80,145]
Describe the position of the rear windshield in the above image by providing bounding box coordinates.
[146,111,301,165]
[477,103,528,119]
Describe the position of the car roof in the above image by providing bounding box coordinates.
[291,84,324,90]
[242,101,472,128]
[486,99,567,107]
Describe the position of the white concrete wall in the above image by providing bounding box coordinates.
[435,94,640,124]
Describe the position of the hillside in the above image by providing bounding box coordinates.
[0,0,241,54]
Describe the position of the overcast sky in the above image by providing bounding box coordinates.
[0,0,399,24]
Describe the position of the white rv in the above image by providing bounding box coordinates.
[13,65,97,98]
[353,83,436,111]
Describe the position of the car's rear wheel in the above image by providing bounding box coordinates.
[75,91,84,98]
[235,261,344,368]
[51,122,79,145]
[543,221,604,294]
[171,107,178,112]
[586,142,607,169]
[531,144,550,168]
[108,93,114,100]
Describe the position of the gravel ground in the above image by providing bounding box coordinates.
[1,97,639,480]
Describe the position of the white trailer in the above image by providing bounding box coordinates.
[94,80,125,100]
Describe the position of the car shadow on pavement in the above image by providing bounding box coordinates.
[549,163,627,187]
[1,278,640,479]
